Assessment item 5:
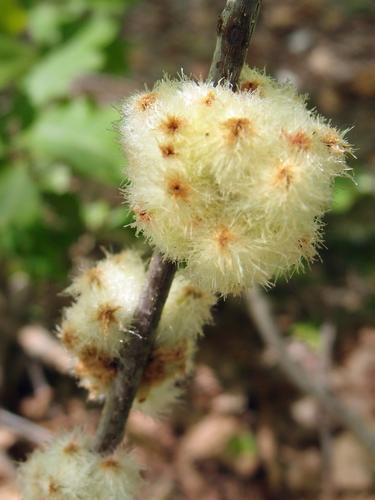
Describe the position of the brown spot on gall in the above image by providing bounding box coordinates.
[85,267,103,288]
[240,80,259,93]
[136,92,157,111]
[101,457,120,470]
[320,131,347,155]
[96,303,120,333]
[60,326,78,349]
[160,114,184,135]
[135,208,151,223]
[166,175,190,200]
[48,478,60,494]
[283,130,311,151]
[297,237,308,249]
[223,117,251,144]
[138,343,188,400]
[215,226,237,250]
[76,346,118,386]
[183,285,204,300]
[273,164,294,190]
[202,91,216,106]
[63,441,79,454]
[159,143,177,158]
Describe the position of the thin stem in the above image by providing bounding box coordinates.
[93,0,262,455]
[0,408,53,445]
[209,0,261,87]
[245,287,375,459]
[93,253,176,454]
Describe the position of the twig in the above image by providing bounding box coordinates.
[93,253,176,454]
[93,0,262,455]
[209,0,261,87]
[0,408,53,445]
[245,287,375,459]
[18,325,73,375]
[319,322,336,500]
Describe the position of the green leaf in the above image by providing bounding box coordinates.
[27,3,63,45]
[82,200,110,230]
[0,34,36,89]
[23,15,118,104]
[332,177,358,214]
[290,322,321,351]
[0,164,41,230]
[357,172,375,197]
[39,164,72,194]
[23,99,124,185]
[226,432,257,457]
[0,0,27,35]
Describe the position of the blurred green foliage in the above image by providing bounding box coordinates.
[0,0,136,281]
[0,0,374,302]
[226,432,257,458]
[290,322,321,351]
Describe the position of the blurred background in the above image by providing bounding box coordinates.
[0,0,374,498]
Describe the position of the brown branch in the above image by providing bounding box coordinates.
[93,253,176,454]
[245,287,375,459]
[93,0,262,456]
[209,0,261,87]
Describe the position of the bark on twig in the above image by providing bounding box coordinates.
[209,0,261,87]
[93,0,262,455]
[93,253,176,454]
[245,287,375,459]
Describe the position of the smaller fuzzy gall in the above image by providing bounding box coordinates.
[18,431,142,500]
[121,66,352,295]
[58,250,216,414]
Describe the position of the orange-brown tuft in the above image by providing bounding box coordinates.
[63,441,80,455]
[297,236,316,259]
[240,80,260,93]
[215,226,237,250]
[223,118,251,144]
[100,457,120,470]
[284,130,311,151]
[273,164,294,190]
[60,325,78,350]
[85,266,103,288]
[182,285,204,300]
[76,346,118,386]
[134,207,151,223]
[166,175,191,200]
[202,91,216,106]
[48,478,60,494]
[96,303,120,334]
[159,143,177,158]
[136,92,157,111]
[138,342,188,400]
[320,131,347,155]
[160,114,184,135]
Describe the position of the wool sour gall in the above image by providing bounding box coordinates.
[121,66,351,295]
[58,250,215,414]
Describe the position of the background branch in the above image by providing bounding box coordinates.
[0,408,53,445]
[245,287,375,459]
[93,0,262,456]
